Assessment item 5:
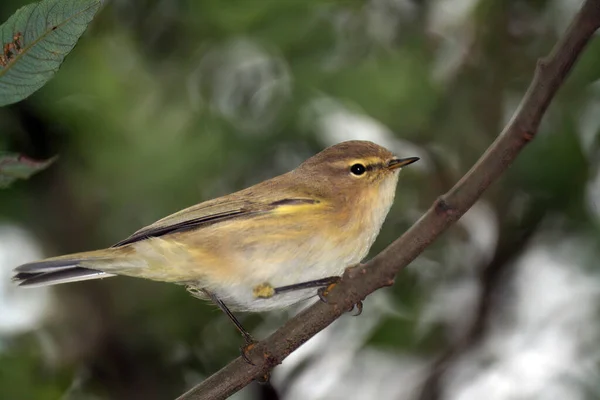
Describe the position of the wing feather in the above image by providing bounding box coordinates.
[112,195,319,248]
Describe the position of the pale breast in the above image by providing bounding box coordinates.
[206,171,401,311]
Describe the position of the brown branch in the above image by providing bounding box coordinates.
[177,1,600,399]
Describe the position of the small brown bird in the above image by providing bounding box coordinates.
[13,140,418,342]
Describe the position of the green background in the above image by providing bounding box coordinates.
[1,1,600,399]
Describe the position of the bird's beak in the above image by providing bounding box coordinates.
[387,157,419,170]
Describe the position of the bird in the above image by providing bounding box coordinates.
[12,140,418,342]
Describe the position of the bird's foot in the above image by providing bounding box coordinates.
[316,277,342,303]
[240,336,258,365]
[316,278,363,316]
[350,300,363,316]
[240,339,272,383]
[255,371,271,384]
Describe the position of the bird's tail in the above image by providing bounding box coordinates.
[12,248,132,288]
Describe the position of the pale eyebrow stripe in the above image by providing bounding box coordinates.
[331,157,386,170]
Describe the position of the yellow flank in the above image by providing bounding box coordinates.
[13,140,419,312]
[253,283,276,298]
[270,200,330,216]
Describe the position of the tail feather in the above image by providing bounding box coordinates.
[14,267,116,288]
[14,258,83,274]
[12,249,124,288]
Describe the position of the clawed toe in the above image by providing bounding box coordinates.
[350,300,363,316]
[317,286,328,303]
[240,341,272,383]
[316,279,341,303]
[255,371,271,384]
[317,282,363,317]
[240,340,257,365]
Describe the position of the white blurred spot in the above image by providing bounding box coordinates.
[420,278,480,341]
[547,0,588,34]
[418,202,497,340]
[191,38,292,133]
[578,81,600,221]
[578,80,600,157]
[0,225,49,336]
[586,168,600,221]
[302,97,429,171]
[458,202,499,266]
[428,0,480,82]
[323,0,415,69]
[445,238,600,400]
[366,0,416,46]
[269,291,425,400]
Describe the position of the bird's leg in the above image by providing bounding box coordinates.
[208,292,255,344]
[253,276,362,315]
[272,276,341,296]
[262,276,363,316]
[253,277,342,299]
[189,287,258,365]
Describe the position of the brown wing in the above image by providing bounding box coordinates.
[111,196,318,248]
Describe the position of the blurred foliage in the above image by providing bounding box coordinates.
[0,0,599,399]
[0,338,71,399]
[0,153,55,188]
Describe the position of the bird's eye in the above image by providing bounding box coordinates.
[350,163,366,176]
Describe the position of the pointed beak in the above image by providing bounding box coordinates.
[387,156,419,170]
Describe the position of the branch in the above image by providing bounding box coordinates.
[178,1,600,399]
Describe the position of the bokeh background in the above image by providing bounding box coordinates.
[2,0,600,399]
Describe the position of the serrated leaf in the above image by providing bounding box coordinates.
[0,0,102,107]
[0,153,56,188]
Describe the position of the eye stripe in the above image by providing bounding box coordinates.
[365,163,384,171]
[332,160,386,171]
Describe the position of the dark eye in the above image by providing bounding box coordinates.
[350,163,366,176]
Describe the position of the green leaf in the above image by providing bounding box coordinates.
[0,0,102,107]
[0,153,56,188]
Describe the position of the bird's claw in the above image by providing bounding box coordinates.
[317,279,362,316]
[317,279,341,303]
[255,371,271,384]
[240,340,272,383]
[350,300,363,316]
[240,340,257,365]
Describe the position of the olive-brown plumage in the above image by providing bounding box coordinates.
[13,140,418,312]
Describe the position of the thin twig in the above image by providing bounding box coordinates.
[177,1,600,399]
